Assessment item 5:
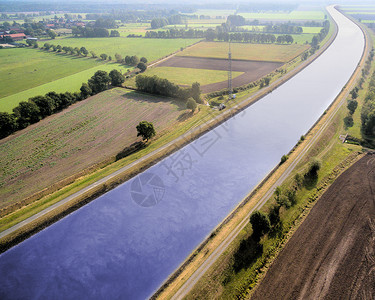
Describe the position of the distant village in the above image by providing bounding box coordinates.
[0,13,88,47]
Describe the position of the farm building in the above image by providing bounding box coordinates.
[0,33,26,41]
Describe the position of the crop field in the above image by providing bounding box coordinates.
[176,41,309,63]
[0,88,188,207]
[238,10,326,20]
[156,56,282,93]
[0,48,102,99]
[126,66,243,88]
[48,37,200,62]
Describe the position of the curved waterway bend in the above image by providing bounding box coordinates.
[0,7,364,300]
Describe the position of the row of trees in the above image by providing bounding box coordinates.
[233,158,321,271]
[150,15,183,29]
[0,69,125,139]
[361,67,375,137]
[263,24,303,34]
[145,28,294,44]
[41,43,148,71]
[72,27,120,38]
[135,75,202,103]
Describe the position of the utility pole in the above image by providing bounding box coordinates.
[228,41,232,100]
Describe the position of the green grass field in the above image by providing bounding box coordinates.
[48,37,200,62]
[0,38,200,112]
[238,10,326,20]
[0,48,102,100]
[126,66,243,88]
[0,63,130,113]
[117,23,150,37]
[177,41,309,62]
[276,33,315,44]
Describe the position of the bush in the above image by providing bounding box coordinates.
[344,115,354,128]
[280,154,288,164]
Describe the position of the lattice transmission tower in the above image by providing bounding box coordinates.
[228,41,232,100]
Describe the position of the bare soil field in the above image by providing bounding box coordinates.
[251,154,375,300]
[0,88,186,208]
[158,56,282,93]
[176,41,309,63]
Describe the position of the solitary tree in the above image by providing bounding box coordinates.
[136,121,156,142]
[109,69,125,86]
[100,53,108,60]
[140,57,148,63]
[186,98,197,112]
[191,82,202,103]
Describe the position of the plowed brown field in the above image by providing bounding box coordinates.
[158,56,282,93]
[251,154,375,300]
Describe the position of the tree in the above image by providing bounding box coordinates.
[0,112,17,139]
[100,53,108,60]
[137,62,147,72]
[186,98,197,112]
[47,29,57,39]
[110,30,120,37]
[115,53,122,63]
[80,47,88,57]
[109,69,125,86]
[347,99,358,114]
[307,158,321,177]
[130,55,140,66]
[136,121,156,141]
[29,95,55,118]
[250,211,271,240]
[13,101,41,129]
[88,70,111,94]
[191,82,202,103]
[90,51,97,58]
[125,55,131,65]
[140,57,148,63]
[80,83,92,99]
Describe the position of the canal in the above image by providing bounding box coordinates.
[0,6,365,300]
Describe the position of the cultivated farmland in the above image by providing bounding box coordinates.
[0,88,188,207]
[126,66,243,89]
[176,41,309,63]
[156,56,282,93]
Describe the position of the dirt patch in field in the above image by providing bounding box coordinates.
[251,154,375,300]
[157,56,282,93]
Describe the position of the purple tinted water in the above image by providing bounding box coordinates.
[0,7,364,300]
